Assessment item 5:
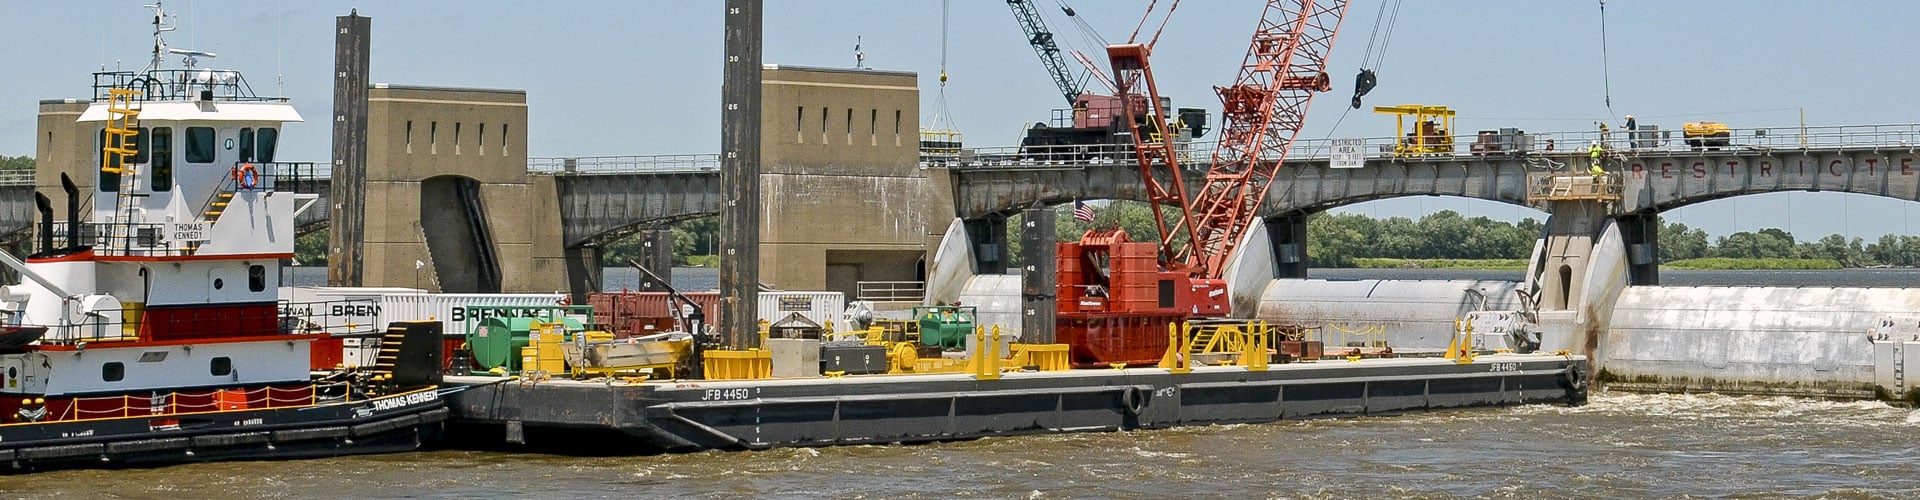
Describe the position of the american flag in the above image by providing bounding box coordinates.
[1073,201,1095,222]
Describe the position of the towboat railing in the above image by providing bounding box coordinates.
[32,162,322,257]
[91,69,279,102]
[277,298,388,337]
[54,385,317,423]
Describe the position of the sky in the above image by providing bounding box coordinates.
[4,1,1919,243]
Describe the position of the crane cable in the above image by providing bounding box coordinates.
[928,0,958,132]
[1043,0,1101,93]
[1327,0,1403,137]
[1053,0,1107,49]
[1348,0,1400,110]
[1599,0,1615,117]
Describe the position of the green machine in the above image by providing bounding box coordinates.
[466,306,591,374]
[914,305,976,349]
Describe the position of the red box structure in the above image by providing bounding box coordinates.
[1053,230,1229,367]
[309,336,345,370]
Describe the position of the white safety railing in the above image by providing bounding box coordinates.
[529,154,721,174]
[856,281,926,302]
[0,170,32,186]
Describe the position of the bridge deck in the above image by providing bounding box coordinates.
[6,123,1920,247]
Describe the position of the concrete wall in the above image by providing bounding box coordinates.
[757,65,956,296]
[34,100,93,228]
[358,85,565,292]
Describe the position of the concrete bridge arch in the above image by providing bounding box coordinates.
[1619,152,1920,212]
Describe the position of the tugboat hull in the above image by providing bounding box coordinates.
[1,388,449,471]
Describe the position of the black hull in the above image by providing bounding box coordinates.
[447,355,1588,453]
[1,389,448,472]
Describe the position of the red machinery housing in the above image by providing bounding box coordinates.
[1054,0,1351,366]
[1056,229,1228,366]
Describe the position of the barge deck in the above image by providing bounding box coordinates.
[444,353,1587,452]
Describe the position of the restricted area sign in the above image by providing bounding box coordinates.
[1330,138,1365,169]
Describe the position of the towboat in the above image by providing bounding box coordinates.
[0,4,447,471]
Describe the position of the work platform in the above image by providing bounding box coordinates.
[443,353,1586,452]
[1527,172,1624,206]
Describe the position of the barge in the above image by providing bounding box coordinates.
[445,353,1586,451]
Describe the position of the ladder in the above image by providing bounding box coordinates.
[367,327,412,379]
[100,88,142,251]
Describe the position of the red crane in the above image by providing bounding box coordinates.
[1111,0,1352,278]
[1053,0,1350,366]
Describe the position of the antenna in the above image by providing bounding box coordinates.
[854,35,866,69]
[145,2,174,71]
[145,2,214,70]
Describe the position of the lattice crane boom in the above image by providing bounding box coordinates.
[1007,0,1084,106]
[1110,0,1351,278]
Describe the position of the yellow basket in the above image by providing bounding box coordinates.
[702,349,773,380]
[1009,344,1071,372]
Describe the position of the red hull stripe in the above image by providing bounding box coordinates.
[25,249,98,263]
[29,333,325,351]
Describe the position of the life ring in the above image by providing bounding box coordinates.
[233,163,259,189]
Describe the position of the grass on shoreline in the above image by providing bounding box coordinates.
[1662,257,1842,270]
[1349,258,1528,270]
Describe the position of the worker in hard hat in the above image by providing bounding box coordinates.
[1589,141,1606,181]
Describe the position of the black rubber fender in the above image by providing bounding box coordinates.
[1562,365,1591,406]
[1562,366,1589,391]
[1119,386,1147,415]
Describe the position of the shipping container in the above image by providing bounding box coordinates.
[379,293,571,338]
[278,286,424,335]
[588,292,723,321]
[757,292,846,335]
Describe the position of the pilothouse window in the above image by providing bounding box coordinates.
[255,128,278,163]
[185,127,216,163]
[151,127,173,191]
[97,129,118,192]
[130,127,149,164]
[239,128,255,162]
[248,265,266,292]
